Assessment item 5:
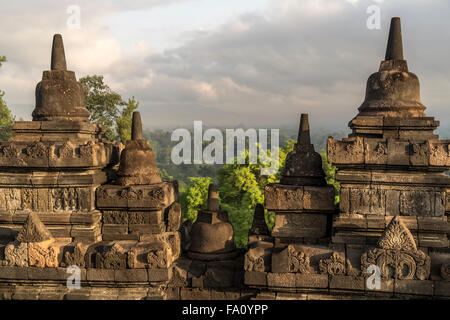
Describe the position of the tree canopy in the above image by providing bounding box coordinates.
[0,56,15,141]
[79,75,139,143]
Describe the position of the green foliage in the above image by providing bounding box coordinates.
[80,75,140,142]
[116,97,139,143]
[179,177,211,222]
[215,141,295,248]
[320,151,340,205]
[142,128,340,248]
[0,56,15,141]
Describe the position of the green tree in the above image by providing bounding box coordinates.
[79,75,125,142]
[116,97,139,143]
[320,151,340,205]
[216,141,295,247]
[0,56,15,141]
[179,177,211,222]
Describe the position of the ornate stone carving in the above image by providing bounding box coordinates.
[147,249,168,269]
[319,252,352,276]
[4,242,28,267]
[28,242,58,268]
[287,244,311,273]
[360,217,430,280]
[17,211,53,243]
[374,142,387,157]
[120,187,144,200]
[244,249,266,272]
[102,243,127,270]
[1,144,20,158]
[129,212,145,224]
[399,190,434,216]
[59,141,74,158]
[62,243,87,267]
[441,263,450,280]
[103,211,128,224]
[22,189,38,211]
[79,141,94,158]
[52,188,80,211]
[4,189,21,210]
[24,142,47,159]
[350,188,385,215]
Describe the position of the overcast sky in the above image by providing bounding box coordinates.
[0,0,449,132]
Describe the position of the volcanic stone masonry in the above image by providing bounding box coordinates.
[0,17,449,300]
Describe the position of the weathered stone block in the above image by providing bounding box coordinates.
[166,202,182,232]
[0,266,28,279]
[129,223,165,235]
[410,141,429,166]
[387,139,409,165]
[267,272,296,288]
[180,288,211,300]
[385,189,400,216]
[364,139,387,165]
[339,188,350,213]
[96,182,177,210]
[148,268,172,282]
[265,184,303,212]
[400,190,436,217]
[295,274,328,288]
[349,187,385,215]
[244,271,267,286]
[418,233,448,248]
[394,279,434,296]
[303,186,335,211]
[86,268,114,282]
[330,275,364,291]
[434,280,450,297]
[102,224,128,234]
[114,269,148,282]
[327,137,364,165]
[272,213,328,239]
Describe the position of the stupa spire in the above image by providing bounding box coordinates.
[131,111,143,141]
[385,17,404,61]
[51,34,67,71]
[297,113,311,146]
[206,183,219,212]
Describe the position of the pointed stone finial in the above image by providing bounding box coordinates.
[17,212,53,243]
[206,183,219,212]
[131,111,143,140]
[51,34,67,71]
[298,113,311,145]
[385,17,404,61]
[249,203,269,236]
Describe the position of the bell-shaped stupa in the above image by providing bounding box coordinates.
[281,114,326,186]
[32,34,90,121]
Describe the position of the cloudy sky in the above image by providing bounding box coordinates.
[0,0,449,132]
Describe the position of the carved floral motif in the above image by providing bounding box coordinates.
[244,251,265,272]
[360,217,430,280]
[24,142,47,159]
[62,243,87,267]
[319,252,352,276]
[4,242,28,267]
[147,249,168,269]
[102,243,127,270]
[287,245,311,273]
[441,263,450,281]
[28,242,58,268]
